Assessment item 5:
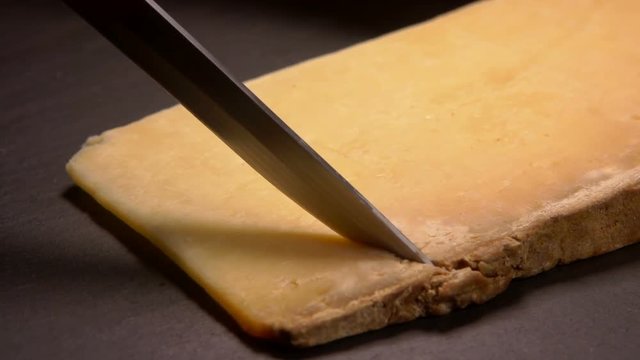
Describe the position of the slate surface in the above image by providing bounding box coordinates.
[1,1,639,359]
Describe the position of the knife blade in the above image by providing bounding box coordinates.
[62,0,430,264]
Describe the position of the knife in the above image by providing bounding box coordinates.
[62,0,430,264]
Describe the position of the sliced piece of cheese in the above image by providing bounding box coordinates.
[67,0,640,346]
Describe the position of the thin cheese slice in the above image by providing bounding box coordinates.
[67,0,640,346]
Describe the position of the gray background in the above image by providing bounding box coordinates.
[1,0,638,358]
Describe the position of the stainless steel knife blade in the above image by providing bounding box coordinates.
[63,0,430,264]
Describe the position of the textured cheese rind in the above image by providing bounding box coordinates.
[67,0,640,346]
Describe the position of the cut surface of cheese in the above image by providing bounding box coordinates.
[67,0,640,346]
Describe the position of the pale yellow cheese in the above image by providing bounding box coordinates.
[67,0,640,344]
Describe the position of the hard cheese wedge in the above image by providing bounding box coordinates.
[67,0,640,346]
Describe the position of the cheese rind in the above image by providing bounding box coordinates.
[67,0,640,346]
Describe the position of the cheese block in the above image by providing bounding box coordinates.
[67,0,640,346]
